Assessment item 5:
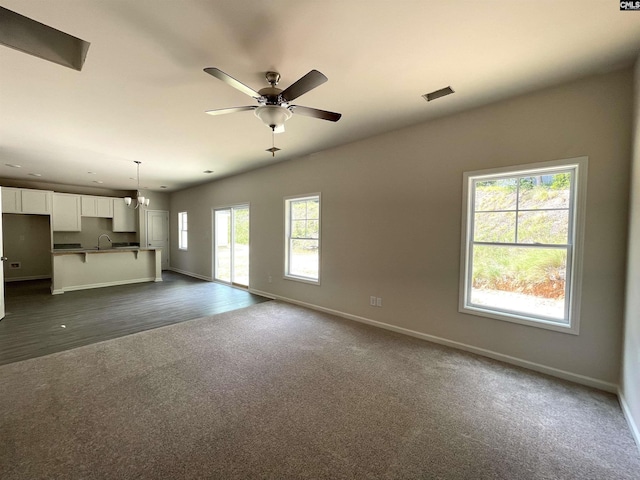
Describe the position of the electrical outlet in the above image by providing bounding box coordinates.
[370,296,376,306]
[376,297,382,307]
[268,275,273,283]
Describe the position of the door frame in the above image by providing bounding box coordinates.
[212,203,250,289]
[144,209,170,270]
[0,187,5,319]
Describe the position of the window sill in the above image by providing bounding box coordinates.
[284,274,320,286]
[460,304,578,335]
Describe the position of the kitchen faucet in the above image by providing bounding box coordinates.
[97,233,112,250]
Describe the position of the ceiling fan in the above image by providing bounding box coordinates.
[203,68,342,133]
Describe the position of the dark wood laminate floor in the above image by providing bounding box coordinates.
[0,271,270,366]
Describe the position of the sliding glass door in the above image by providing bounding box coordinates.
[214,205,249,287]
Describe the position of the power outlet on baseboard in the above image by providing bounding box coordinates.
[9,262,21,269]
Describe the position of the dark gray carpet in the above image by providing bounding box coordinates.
[1,301,638,479]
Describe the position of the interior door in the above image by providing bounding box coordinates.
[0,187,5,319]
[145,210,169,270]
[214,205,249,287]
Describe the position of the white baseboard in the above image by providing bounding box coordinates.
[52,277,156,295]
[618,390,640,454]
[252,290,276,300]
[168,267,213,282]
[250,289,618,394]
[4,275,51,282]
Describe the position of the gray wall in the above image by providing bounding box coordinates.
[170,68,632,389]
[621,56,640,447]
[2,213,51,280]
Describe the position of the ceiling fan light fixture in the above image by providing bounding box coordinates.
[254,105,292,131]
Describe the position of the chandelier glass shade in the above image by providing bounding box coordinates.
[124,161,149,209]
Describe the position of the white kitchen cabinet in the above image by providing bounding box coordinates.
[97,197,114,218]
[80,197,94,217]
[112,198,137,232]
[1,187,52,214]
[1,187,21,213]
[22,189,52,214]
[81,196,113,218]
[52,193,81,231]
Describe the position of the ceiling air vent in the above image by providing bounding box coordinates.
[423,86,455,102]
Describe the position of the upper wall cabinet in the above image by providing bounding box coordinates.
[52,193,81,231]
[1,187,21,213]
[112,198,137,232]
[1,187,52,214]
[81,196,113,218]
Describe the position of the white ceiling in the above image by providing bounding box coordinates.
[1,0,639,193]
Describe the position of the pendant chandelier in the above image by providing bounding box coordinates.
[124,161,150,209]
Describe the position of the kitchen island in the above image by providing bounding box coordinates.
[51,247,162,295]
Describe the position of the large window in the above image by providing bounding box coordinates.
[178,211,188,250]
[460,158,587,333]
[285,194,320,283]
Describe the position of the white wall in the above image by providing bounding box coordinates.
[171,68,633,389]
[621,56,640,447]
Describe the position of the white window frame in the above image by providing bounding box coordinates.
[459,157,587,334]
[178,211,188,251]
[284,193,321,285]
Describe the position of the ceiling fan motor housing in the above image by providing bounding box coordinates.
[258,86,284,105]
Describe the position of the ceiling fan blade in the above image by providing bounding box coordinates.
[205,106,257,116]
[290,105,342,122]
[204,68,261,98]
[0,6,90,71]
[281,70,328,102]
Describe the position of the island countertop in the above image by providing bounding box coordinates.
[52,247,159,254]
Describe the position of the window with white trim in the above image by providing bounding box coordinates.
[460,158,587,333]
[178,211,188,250]
[285,194,320,283]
